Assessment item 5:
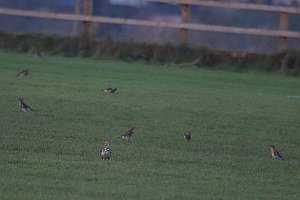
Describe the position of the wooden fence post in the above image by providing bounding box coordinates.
[72,0,81,36]
[180,4,190,44]
[83,0,93,36]
[278,12,289,52]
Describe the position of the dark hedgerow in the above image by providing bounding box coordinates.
[280,49,300,76]
[153,43,177,63]
[133,42,155,61]
[94,36,118,58]
[0,31,299,76]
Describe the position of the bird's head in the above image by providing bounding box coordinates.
[270,145,276,150]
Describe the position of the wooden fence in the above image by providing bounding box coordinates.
[0,0,300,52]
[146,0,300,51]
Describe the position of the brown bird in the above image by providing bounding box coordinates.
[183,132,192,141]
[121,126,134,141]
[270,145,283,160]
[18,98,34,112]
[16,69,29,77]
[100,139,111,160]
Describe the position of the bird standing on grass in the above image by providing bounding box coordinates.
[34,51,43,58]
[104,87,117,93]
[100,140,111,160]
[121,126,135,141]
[18,98,34,112]
[183,132,192,141]
[270,145,283,160]
[16,69,29,77]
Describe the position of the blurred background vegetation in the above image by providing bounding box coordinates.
[0,32,299,76]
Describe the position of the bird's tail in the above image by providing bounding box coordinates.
[275,156,283,160]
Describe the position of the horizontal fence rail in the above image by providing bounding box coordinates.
[144,0,300,14]
[1,7,300,39]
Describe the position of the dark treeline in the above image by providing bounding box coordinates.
[0,31,299,76]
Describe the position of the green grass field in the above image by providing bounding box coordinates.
[0,51,299,200]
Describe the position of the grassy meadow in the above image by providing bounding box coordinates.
[0,51,299,200]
